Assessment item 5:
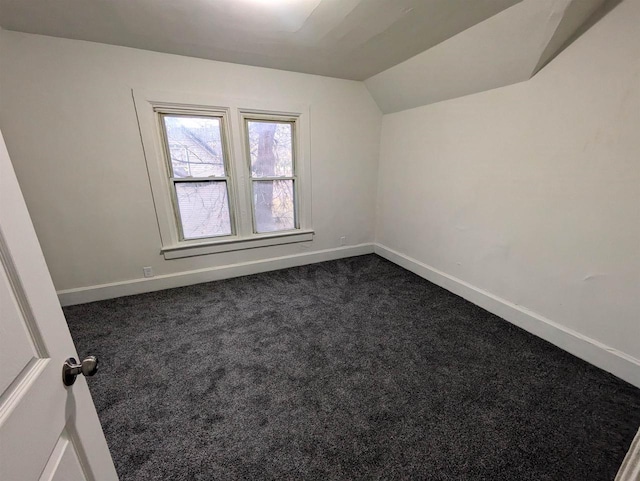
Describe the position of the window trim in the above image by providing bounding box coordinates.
[132,89,313,259]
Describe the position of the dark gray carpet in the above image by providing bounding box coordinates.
[64,254,640,480]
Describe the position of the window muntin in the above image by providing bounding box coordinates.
[245,119,297,234]
[159,113,234,240]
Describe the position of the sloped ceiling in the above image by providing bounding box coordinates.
[0,0,521,80]
[0,0,609,112]
[365,0,608,113]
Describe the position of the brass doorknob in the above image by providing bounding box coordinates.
[62,356,99,386]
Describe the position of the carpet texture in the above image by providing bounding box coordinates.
[65,255,640,480]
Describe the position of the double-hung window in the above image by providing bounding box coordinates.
[244,116,297,233]
[134,90,313,259]
[159,112,234,240]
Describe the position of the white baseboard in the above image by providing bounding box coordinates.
[374,243,640,389]
[58,240,639,388]
[57,243,374,307]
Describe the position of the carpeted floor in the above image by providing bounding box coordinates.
[65,254,640,480]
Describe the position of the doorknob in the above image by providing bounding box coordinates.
[62,356,98,386]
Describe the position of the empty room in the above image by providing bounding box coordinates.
[1,0,639,479]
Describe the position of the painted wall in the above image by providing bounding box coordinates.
[376,0,640,364]
[0,31,381,294]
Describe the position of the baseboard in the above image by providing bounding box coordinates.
[58,241,639,388]
[57,243,375,307]
[374,243,640,389]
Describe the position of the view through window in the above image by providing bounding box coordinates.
[246,120,296,233]
[157,110,300,243]
[162,115,233,240]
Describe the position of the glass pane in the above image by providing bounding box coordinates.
[175,182,232,239]
[163,116,225,178]
[253,180,295,233]
[247,121,293,178]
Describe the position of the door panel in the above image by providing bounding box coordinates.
[0,258,40,395]
[0,129,117,480]
[40,431,88,481]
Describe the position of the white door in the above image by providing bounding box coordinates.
[0,130,118,481]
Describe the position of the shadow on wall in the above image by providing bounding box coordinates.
[533,0,624,75]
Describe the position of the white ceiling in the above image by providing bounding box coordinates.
[366,0,608,113]
[0,0,522,80]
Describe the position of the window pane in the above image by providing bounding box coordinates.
[247,121,293,178]
[163,116,225,178]
[253,180,295,233]
[175,182,232,239]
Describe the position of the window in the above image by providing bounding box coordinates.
[134,90,312,259]
[244,117,297,233]
[159,113,233,240]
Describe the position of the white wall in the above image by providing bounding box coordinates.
[375,0,640,381]
[0,31,382,297]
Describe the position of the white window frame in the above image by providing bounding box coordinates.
[133,89,313,259]
[157,108,237,241]
[241,111,300,234]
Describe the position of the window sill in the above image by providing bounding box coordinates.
[161,229,314,259]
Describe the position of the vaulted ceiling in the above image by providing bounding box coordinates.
[0,0,522,80]
[366,0,609,112]
[0,0,609,112]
